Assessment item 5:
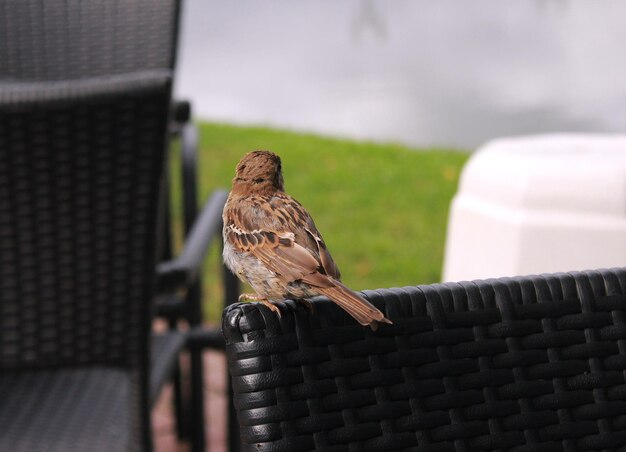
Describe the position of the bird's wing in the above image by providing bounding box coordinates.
[267,192,341,280]
[224,191,392,329]
[303,226,341,281]
[224,193,340,286]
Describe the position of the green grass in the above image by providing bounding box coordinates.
[184,122,469,322]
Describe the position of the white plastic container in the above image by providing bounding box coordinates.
[443,134,626,282]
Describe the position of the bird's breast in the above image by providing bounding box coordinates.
[222,240,285,298]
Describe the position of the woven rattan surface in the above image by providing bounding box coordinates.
[0,332,186,452]
[0,74,171,370]
[224,268,626,452]
[0,0,178,81]
[0,1,185,449]
[0,73,172,449]
[0,367,131,451]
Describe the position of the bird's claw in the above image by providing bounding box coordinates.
[238,293,282,318]
[260,300,282,318]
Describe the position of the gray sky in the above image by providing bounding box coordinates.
[175,0,626,149]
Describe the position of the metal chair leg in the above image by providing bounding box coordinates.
[172,361,188,439]
[190,348,205,452]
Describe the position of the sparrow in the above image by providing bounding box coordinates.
[222,150,392,330]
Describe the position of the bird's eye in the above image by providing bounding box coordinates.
[254,177,265,183]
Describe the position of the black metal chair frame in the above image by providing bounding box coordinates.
[224,267,626,451]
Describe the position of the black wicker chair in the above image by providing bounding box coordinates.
[223,267,626,451]
[0,0,237,450]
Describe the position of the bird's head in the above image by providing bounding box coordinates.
[232,150,285,194]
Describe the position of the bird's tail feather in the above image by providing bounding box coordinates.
[318,281,392,331]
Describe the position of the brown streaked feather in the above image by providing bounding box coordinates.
[268,193,340,277]
[253,242,321,283]
[223,150,392,329]
[317,281,392,331]
[226,223,292,253]
[225,193,338,279]
[304,227,340,279]
[236,227,389,329]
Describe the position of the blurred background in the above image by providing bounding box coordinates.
[176,0,626,149]
[170,0,626,320]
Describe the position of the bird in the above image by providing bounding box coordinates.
[222,150,392,330]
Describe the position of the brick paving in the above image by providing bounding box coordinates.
[152,350,229,452]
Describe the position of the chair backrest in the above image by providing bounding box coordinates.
[0,0,180,81]
[0,0,179,372]
[223,268,626,451]
[0,73,172,371]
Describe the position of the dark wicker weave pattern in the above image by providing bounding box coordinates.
[0,368,131,450]
[0,73,173,451]
[224,268,626,451]
[0,0,178,81]
[0,0,204,449]
[0,74,171,370]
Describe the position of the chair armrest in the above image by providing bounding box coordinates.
[157,189,229,292]
[169,99,192,135]
[187,326,225,350]
[172,99,191,124]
